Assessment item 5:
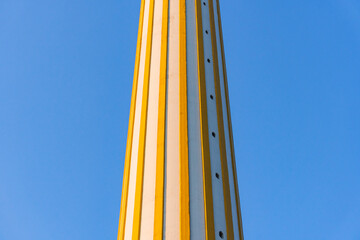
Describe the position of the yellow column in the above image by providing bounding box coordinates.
[118,0,244,239]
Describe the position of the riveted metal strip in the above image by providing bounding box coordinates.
[195,0,215,239]
[207,0,234,239]
[215,0,244,239]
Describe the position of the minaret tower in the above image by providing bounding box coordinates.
[118,0,244,239]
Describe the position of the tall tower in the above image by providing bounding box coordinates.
[118,0,244,239]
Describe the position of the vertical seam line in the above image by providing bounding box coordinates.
[118,0,146,239]
[179,0,190,239]
[153,0,169,238]
[132,0,156,238]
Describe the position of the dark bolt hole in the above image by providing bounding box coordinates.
[207,58,211,63]
[203,2,206,6]
[215,173,220,179]
[210,94,214,100]
[205,30,209,34]
[212,132,216,138]
[219,231,224,239]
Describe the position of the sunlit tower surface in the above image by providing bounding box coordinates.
[118,0,244,239]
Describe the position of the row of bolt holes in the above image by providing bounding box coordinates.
[203,2,225,240]
[210,98,224,240]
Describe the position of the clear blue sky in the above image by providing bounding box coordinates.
[1,0,359,239]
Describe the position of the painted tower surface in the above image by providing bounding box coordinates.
[118,0,244,239]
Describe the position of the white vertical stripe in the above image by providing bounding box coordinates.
[201,0,227,238]
[122,1,241,238]
[124,0,150,239]
[139,0,163,238]
[186,0,206,239]
[212,0,240,238]
[165,0,180,239]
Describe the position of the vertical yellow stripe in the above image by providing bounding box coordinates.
[153,0,169,238]
[207,0,234,239]
[118,0,146,239]
[179,0,190,239]
[195,0,215,239]
[215,0,244,239]
[132,0,155,238]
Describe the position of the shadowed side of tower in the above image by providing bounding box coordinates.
[118,0,244,239]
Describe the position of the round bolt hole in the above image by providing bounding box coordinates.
[205,30,209,34]
[215,173,220,179]
[207,58,211,63]
[203,2,206,6]
[210,94,214,100]
[219,231,224,239]
[212,132,216,138]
